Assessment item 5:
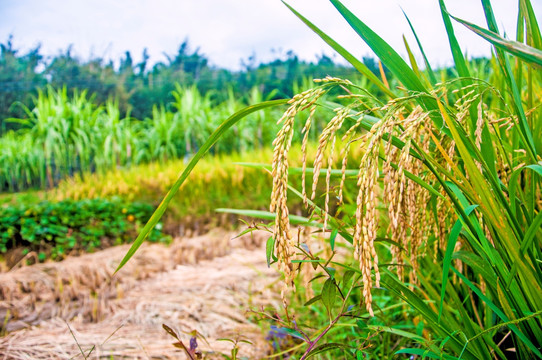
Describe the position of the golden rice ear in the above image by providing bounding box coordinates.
[270,87,325,304]
[301,106,316,207]
[351,115,394,316]
[310,106,352,235]
[338,113,365,205]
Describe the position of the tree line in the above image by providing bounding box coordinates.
[0,35,387,132]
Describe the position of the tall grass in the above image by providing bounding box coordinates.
[118,0,542,358]
[0,85,287,191]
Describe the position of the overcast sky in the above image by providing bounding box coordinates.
[1,0,541,70]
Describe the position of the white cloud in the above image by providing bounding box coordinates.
[0,0,539,70]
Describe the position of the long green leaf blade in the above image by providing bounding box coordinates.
[281,1,395,99]
[402,9,437,85]
[479,0,538,162]
[328,0,426,93]
[453,268,542,358]
[439,204,478,323]
[438,0,471,78]
[451,14,542,66]
[114,99,287,273]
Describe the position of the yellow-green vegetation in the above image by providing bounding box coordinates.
[54,149,277,218]
[118,0,542,359]
[53,143,362,226]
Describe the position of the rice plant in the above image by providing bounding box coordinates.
[119,0,542,358]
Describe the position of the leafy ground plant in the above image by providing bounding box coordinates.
[118,0,541,358]
[0,198,168,264]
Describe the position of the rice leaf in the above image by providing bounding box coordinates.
[403,35,423,80]
[215,208,320,227]
[519,0,542,49]
[521,209,542,256]
[479,0,537,162]
[235,162,358,177]
[453,267,542,358]
[395,348,456,360]
[438,0,471,78]
[402,9,437,85]
[381,270,479,359]
[452,251,497,284]
[114,99,288,273]
[509,164,542,217]
[451,14,542,67]
[328,0,428,94]
[281,1,394,99]
[439,204,478,323]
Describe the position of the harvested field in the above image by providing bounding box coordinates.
[0,230,281,359]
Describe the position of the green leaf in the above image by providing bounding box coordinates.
[451,14,542,67]
[381,270,479,359]
[356,320,367,330]
[235,162,358,177]
[452,267,542,358]
[519,0,542,50]
[306,343,352,358]
[282,1,395,99]
[452,251,497,284]
[114,99,287,273]
[509,164,542,217]
[276,327,305,341]
[215,208,321,227]
[329,0,425,91]
[402,9,437,85]
[329,228,338,251]
[395,348,456,360]
[479,0,537,162]
[321,278,337,314]
[438,0,470,78]
[439,204,478,323]
[266,237,275,268]
[304,294,322,307]
[342,270,355,289]
[521,209,542,256]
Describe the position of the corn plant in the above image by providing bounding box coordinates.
[0,83,292,191]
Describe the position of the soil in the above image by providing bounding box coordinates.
[0,229,281,359]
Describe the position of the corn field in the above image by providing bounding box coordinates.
[0,84,325,192]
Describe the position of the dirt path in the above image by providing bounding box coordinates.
[0,230,281,359]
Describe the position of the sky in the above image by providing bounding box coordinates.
[1,0,541,71]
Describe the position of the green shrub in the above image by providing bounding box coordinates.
[0,198,169,263]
